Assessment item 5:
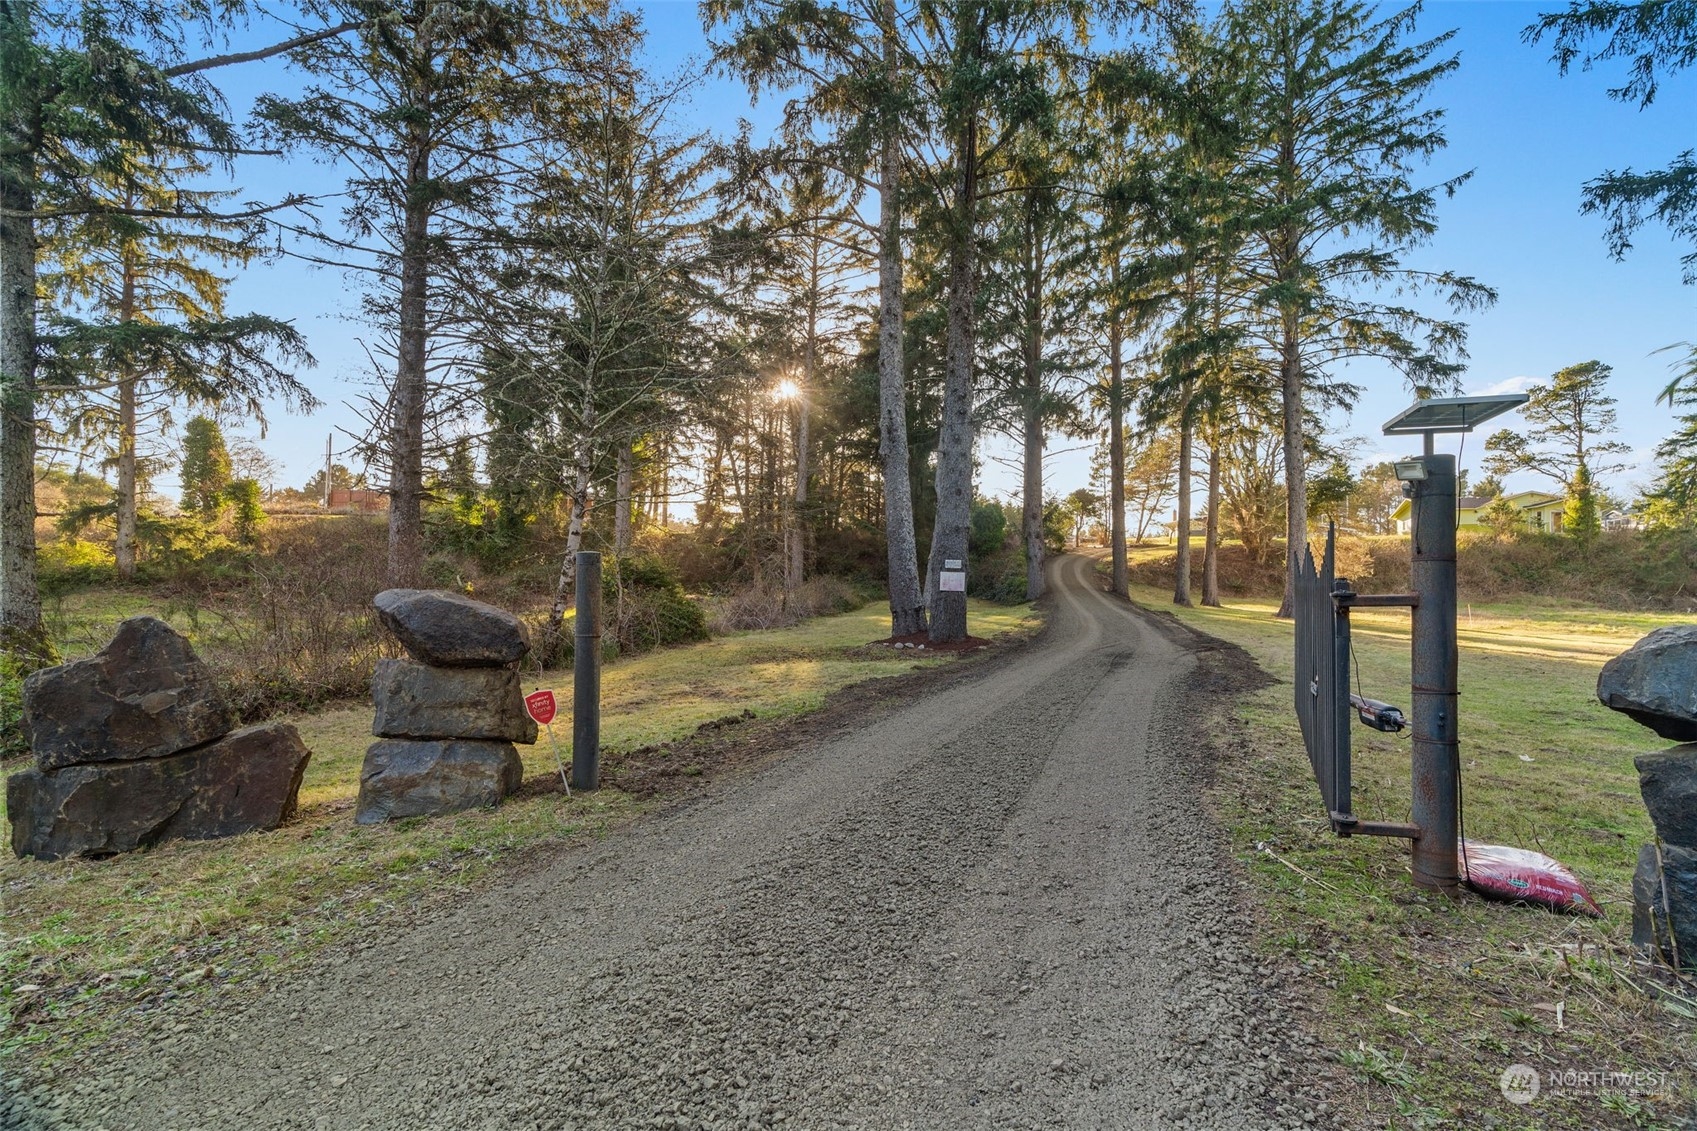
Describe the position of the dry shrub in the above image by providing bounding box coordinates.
[968,545,1032,604]
[708,576,863,633]
[1365,537,1412,591]
[1329,534,1376,585]
[1128,542,1286,597]
[1452,529,1697,609]
[189,516,396,720]
[527,554,712,667]
[1166,530,1697,611]
[1126,529,1377,594]
[649,527,740,592]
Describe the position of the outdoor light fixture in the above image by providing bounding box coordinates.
[1392,459,1428,482]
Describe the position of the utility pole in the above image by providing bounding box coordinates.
[322,434,332,509]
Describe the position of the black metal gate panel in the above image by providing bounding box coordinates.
[1294,524,1351,822]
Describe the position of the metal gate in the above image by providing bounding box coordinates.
[1294,526,1352,826]
[1293,524,1420,841]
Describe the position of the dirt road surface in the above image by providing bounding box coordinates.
[13,554,1335,1130]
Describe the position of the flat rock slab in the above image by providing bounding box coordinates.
[1633,842,1697,971]
[1598,625,1697,742]
[371,660,538,744]
[8,722,311,861]
[373,589,530,668]
[23,616,234,770]
[356,739,523,825]
[1636,745,1697,849]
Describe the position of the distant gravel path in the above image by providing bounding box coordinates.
[15,555,1333,1131]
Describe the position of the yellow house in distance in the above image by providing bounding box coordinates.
[1391,490,1565,534]
[1509,490,1570,532]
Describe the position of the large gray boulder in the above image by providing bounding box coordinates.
[8,722,311,861]
[23,616,234,770]
[1632,842,1697,971]
[372,589,529,668]
[371,660,538,743]
[355,739,523,825]
[1598,626,1697,741]
[1636,745,1697,848]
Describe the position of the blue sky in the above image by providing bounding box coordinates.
[176,1,1694,510]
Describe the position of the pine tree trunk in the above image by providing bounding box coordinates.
[115,247,138,579]
[614,441,633,554]
[788,386,810,594]
[0,150,46,659]
[1021,214,1044,601]
[387,134,430,590]
[1173,397,1193,607]
[545,440,595,664]
[659,435,670,529]
[788,255,818,594]
[928,105,978,644]
[1277,314,1304,619]
[1022,392,1044,600]
[1202,429,1221,607]
[876,0,925,637]
[116,372,138,579]
[1107,312,1128,598]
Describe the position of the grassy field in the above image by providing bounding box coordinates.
[1108,547,1697,1130]
[0,597,1038,1070]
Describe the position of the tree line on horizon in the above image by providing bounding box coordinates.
[1,0,1693,665]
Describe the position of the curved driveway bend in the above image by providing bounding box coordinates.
[36,553,1323,1131]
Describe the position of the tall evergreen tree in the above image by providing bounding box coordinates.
[706,0,930,635]
[910,0,1123,640]
[39,151,315,577]
[256,1,590,589]
[1078,47,1198,599]
[1526,2,1697,283]
[0,2,357,657]
[1642,400,1697,529]
[763,170,863,593]
[469,20,721,659]
[1483,359,1632,506]
[179,414,231,518]
[1214,0,1494,617]
[978,125,1093,601]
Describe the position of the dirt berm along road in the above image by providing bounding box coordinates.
[21,554,1339,1131]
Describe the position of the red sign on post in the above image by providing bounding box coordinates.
[524,689,557,726]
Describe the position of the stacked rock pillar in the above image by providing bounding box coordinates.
[1631,747,1697,969]
[1598,625,1697,970]
[357,590,538,824]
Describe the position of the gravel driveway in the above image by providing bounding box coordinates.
[14,554,1334,1130]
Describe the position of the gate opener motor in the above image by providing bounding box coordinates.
[1349,694,1406,733]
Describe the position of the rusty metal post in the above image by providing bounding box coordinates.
[573,551,602,791]
[1409,453,1460,891]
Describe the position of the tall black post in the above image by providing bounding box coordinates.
[1331,574,1354,820]
[573,551,602,791]
[1409,453,1459,891]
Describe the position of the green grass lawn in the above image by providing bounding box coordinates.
[0,597,1038,1070]
[1112,564,1697,1130]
